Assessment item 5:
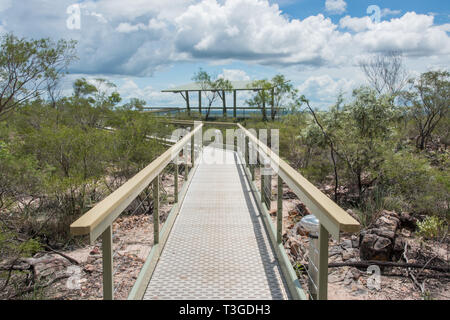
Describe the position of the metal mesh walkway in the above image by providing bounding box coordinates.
[143,146,290,300]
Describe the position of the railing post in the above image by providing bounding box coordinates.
[102,225,113,300]
[250,143,255,181]
[174,163,179,203]
[260,161,265,205]
[317,224,329,300]
[277,176,283,244]
[153,175,160,245]
[184,147,188,181]
[245,137,249,167]
[191,135,195,167]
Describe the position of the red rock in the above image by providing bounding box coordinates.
[84,264,95,273]
[90,247,100,255]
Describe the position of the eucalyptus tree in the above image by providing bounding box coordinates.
[192,69,232,120]
[246,74,297,121]
[401,70,450,150]
[0,33,77,118]
[359,51,409,96]
[302,87,400,201]
[246,80,272,121]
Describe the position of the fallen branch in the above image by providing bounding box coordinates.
[43,245,80,265]
[403,243,425,294]
[313,261,448,273]
[7,274,70,299]
[381,272,450,280]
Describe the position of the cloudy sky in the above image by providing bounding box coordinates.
[0,0,449,108]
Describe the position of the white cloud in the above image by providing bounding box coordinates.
[353,12,450,56]
[218,69,251,81]
[88,12,108,24]
[1,0,449,81]
[116,18,167,33]
[0,20,6,33]
[325,0,347,15]
[175,0,351,67]
[0,0,12,12]
[117,79,183,107]
[298,75,355,105]
[381,8,401,18]
[339,15,371,32]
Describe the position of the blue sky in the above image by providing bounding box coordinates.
[0,0,449,109]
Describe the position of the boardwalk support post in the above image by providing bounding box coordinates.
[250,143,255,181]
[277,176,283,244]
[153,175,160,245]
[198,91,202,116]
[222,90,226,117]
[318,224,329,300]
[174,163,179,203]
[245,137,249,167]
[233,90,237,119]
[185,91,190,116]
[191,135,195,167]
[102,225,113,300]
[260,162,265,206]
[184,148,188,181]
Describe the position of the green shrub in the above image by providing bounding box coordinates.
[381,149,450,217]
[417,216,447,240]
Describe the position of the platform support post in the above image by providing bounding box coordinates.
[318,224,329,300]
[174,163,179,203]
[102,225,113,300]
[153,175,160,245]
[277,176,283,244]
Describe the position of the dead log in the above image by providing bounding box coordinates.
[7,274,69,299]
[43,245,80,265]
[326,260,449,273]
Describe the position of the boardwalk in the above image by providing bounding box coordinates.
[143,146,290,300]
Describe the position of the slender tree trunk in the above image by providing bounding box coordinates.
[330,148,339,203]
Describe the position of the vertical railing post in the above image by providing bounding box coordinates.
[174,162,179,203]
[184,145,188,182]
[260,160,265,205]
[191,135,195,167]
[153,175,160,245]
[223,129,226,151]
[277,176,283,244]
[102,225,113,300]
[317,224,329,300]
[250,143,255,181]
[245,137,249,167]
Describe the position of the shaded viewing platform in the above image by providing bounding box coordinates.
[142,81,288,119]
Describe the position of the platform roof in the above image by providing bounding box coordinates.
[162,80,270,93]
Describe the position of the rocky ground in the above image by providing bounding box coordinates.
[260,173,449,300]
[1,172,183,300]
[5,169,448,300]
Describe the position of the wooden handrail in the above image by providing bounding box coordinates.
[70,123,203,300]
[237,124,359,239]
[167,119,237,126]
[70,123,203,243]
[237,123,360,300]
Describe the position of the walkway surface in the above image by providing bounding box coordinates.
[143,146,290,300]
